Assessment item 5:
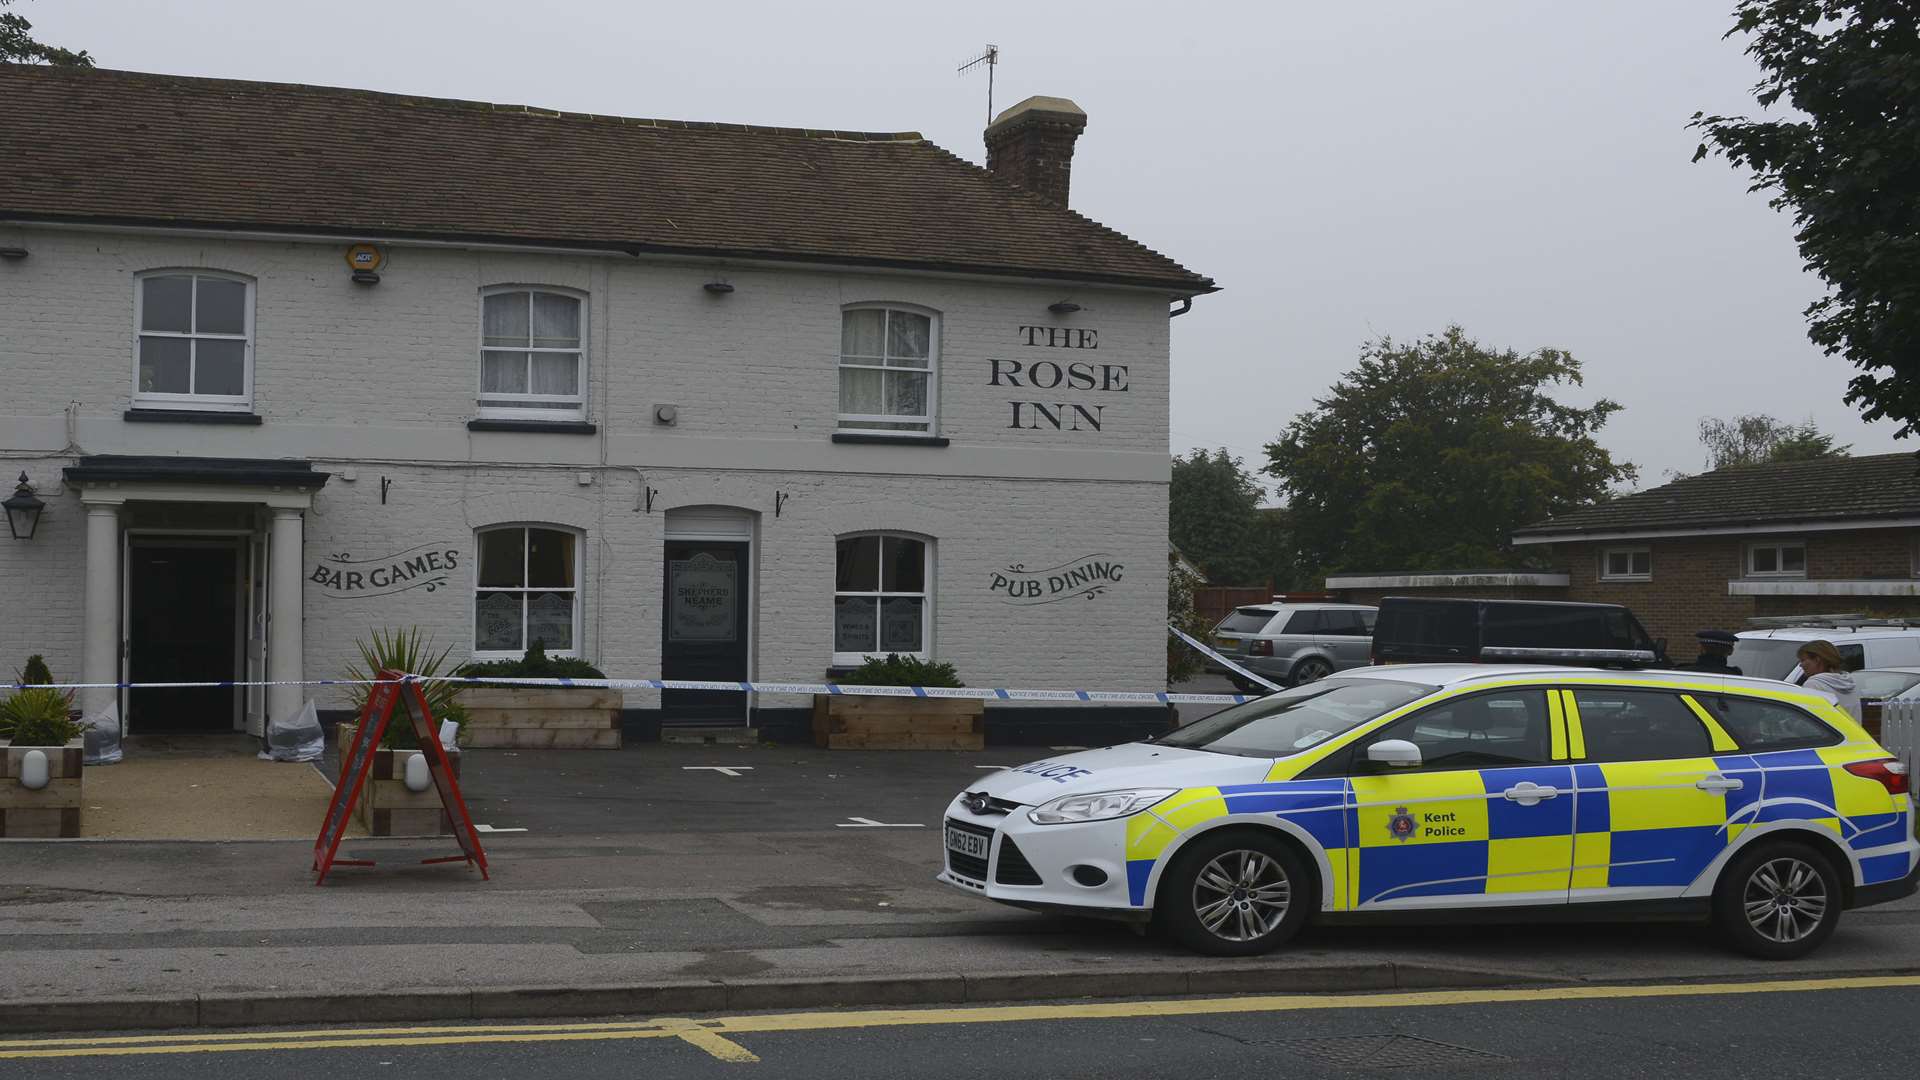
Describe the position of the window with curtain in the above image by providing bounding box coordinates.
[480,288,585,418]
[834,533,930,660]
[474,526,579,656]
[134,271,253,410]
[838,306,936,433]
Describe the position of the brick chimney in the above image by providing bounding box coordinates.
[983,96,1088,210]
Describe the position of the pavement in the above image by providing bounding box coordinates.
[81,735,350,840]
[2,725,1918,1035]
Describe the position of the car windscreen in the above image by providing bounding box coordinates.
[1158,678,1435,758]
[1216,608,1278,634]
[1729,638,1806,680]
[1851,670,1920,701]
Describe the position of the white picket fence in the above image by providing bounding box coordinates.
[1881,692,1920,785]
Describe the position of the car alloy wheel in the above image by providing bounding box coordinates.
[1291,658,1332,685]
[1742,856,1829,945]
[1713,838,1842,959]
[1192,849,1292,943]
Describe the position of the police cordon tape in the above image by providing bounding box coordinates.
[8,626,1276,705]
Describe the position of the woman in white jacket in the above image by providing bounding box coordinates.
[1793,639,1862,723]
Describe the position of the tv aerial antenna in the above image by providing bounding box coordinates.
[958,45,1000,124]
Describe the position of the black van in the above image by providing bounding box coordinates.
[1371,597,1667,667]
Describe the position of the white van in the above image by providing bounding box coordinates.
[1732,625,1920,679]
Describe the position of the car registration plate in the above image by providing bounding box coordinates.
[1216,637,1240,649]
[945,826,988,860]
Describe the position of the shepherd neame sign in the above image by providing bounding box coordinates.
[991,553,1125,606]
[311,543,460,598]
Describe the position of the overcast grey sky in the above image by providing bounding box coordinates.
[28,0,1903,487]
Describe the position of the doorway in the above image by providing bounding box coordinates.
[127,539,242,733]
[661,540,750,724]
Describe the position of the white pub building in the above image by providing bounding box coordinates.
[0,65,1212,742]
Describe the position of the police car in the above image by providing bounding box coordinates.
[940,666,1919,958]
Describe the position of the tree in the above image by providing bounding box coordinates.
[0,0,92,66]
[1165,552,1211,687]
[1698,413,1851,470]
[1169,449,1268,585]
[1265,327,1635,575]
[1691,3,1920,440]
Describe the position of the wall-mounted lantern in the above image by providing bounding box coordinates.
[4,472,44,540]
[1047,300,1082,314]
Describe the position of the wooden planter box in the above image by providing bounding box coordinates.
[812,695,985,750]
[0,738,84,838]
[461,688,623,749]
[337,725,463,837]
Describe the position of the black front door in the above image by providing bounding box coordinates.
[128,543,238,733]
[661,541,750,724]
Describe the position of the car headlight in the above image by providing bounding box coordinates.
[1028,789,1177,825]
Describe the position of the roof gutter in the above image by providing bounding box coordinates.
[1511,514,1920,545]
[4,215,1219,298]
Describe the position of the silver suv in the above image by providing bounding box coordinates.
[1207,603,1377,689]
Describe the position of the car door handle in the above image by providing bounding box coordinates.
[1696,775,1744,793]
[1502,782,1560,806]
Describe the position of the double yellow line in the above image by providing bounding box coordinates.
[4,975,1918,1063]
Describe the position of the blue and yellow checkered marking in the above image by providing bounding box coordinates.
[1113,679,1910,910]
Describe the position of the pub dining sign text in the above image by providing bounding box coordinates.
[991,553,1125,606]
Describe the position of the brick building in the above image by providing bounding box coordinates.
[1325,455,1920,653]
[1510,454,1920,648]
[0,65,1213,742]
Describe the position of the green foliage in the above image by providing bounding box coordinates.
[457,639,608,681]
[1265,327,1636,576]
[343,628,464,749]
[1170,449,1298,587]
[1691,3,1920,441]
[833,654,964,689]
[1166,552,1211,687]
[0,687,81,745]
[17,655,52,686]
[0,1,93,66]
[1697,414,1850,471]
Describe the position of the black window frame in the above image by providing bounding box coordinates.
[1338,688,1556,775]
[1701,693,1842,754]
[1567,686,1714,763]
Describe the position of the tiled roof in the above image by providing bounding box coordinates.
[1514,452,1920,538]
[0,65,1213,293]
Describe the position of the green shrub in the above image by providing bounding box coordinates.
[18,655,53,686]
[343,628,465,749]
[834,654,963,689]
[0,688,82,745]
[456,639,608,681]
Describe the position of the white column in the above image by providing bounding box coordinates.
[80,502,122,718]
[266,508,306,725]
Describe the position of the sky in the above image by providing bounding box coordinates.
[24,0,1903,490]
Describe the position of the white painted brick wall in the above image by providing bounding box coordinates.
[0,227,1175,711]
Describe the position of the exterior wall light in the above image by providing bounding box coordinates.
[0,247,27,260]
[703,280,735,294]
[1048,301,1081,314]
[351,269,382,285]
[4,472,44,540]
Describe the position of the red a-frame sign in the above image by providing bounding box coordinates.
[313,670,488,884]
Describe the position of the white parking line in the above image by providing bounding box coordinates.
[973,765,1012,770]
[682,766,755,777]
[475,824,528,833]
[836,817,924,828]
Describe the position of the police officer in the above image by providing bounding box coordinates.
[1681,629,1742,675]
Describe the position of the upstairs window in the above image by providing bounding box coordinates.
[1600,547,1652,581]
[134,271,253,411]
[480,288,585,419]
[1746,540,1806,578]
[839,305,936,434]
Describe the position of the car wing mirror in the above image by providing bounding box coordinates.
[1366,739,1422,768]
